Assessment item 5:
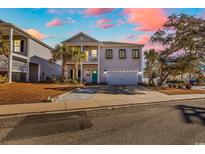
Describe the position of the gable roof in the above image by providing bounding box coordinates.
[62,32,99,43]
[0,19,53,50]
[62,32,144,47]
[102,41,144,47]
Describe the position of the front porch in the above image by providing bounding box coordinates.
[67,64,99,84]
[0,22,30,82]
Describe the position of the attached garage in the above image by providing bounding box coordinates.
[106,69,138,85]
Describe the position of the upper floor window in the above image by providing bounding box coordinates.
[119,49,126,59]
[91,50,97,58]
[105,49,113,59]
[132,49,139,59]
[14,40,24,52]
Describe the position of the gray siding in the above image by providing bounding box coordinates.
[28,39,61,80]
[99,46,142,83]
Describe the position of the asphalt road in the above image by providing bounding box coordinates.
[1,99,205,145]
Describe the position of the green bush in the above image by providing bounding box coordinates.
[62,78,80,84]
[0,75,8,83]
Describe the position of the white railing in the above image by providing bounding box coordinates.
[84,56,98,62]
[12,60,28,72]
[0,60,8,70]
[0,60,27,72]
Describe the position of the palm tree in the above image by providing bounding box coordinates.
[0,38,9,56]
[144,49,159,86]
[50,44,74,80]
[71,47,86,80]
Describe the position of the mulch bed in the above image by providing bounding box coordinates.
[0,83,83,105]
[159,88,205,95]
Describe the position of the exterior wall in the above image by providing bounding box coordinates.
[99,46,143,83]
[28,39,61,81]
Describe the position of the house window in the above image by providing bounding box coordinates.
[91,50,97,61]
[119,49,126,59]
[132,49,140,59]
[14,40,24,52]
[105,49,113,59]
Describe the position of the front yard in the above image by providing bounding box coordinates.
[0,83,83,105]
[159,88,205,95]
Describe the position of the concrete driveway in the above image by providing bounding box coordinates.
[79,85,145,95]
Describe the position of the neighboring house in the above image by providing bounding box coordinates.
[62,32,144,85]
[0,19,61,82]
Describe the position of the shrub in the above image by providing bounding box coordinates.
[168,84,172,88]
[62,78,80,84]
[177,84,183,89]
[0,75,8,83]
[185,83,192,89]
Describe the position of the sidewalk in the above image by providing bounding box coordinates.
[0,90,205,116]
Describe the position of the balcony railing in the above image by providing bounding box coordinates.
[0,60,27,72]
[84,56,98,62]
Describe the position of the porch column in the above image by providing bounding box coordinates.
[97,44,100,84]
[80,44,83,83]
[38,64,41,81]
[26,39,30,82]
[8,28,13,83]
[80,64,83,83]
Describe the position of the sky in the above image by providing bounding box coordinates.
[0,8,204,49]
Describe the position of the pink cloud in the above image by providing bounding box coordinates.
[123,8,167,31]
[46,19,63,27]
[136,34,150,44]
[24,29,47,40]
[46,18,76,27]
[96,18,115,29]
[123,34,164,51]
[84,8,114,16]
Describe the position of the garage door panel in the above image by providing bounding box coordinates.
[107,71,138,85]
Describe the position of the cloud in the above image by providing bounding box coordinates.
[84,8,114,16]
[46,18,76,27]
[24,29,47,40]
[124,34,150,44]
[136,34,150,44]
[125,34,136,40]
[116,19,126,26]
[123,8,167,31]
[46,19,63,27]
[96,18,115,29]
[47,9,80,15]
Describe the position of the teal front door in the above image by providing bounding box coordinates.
[92,70,98,83]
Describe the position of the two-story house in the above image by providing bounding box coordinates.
[62,32,144,85]
[0,19,61,82]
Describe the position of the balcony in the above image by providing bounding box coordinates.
[84,56,98,63]
[0,58,27,72]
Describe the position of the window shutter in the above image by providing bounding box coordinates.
[20,40,24,52]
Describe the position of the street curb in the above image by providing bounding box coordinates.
[0,97,205,118]
[51,88,77,102]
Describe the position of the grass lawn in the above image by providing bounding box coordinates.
[0,82,83,105]
[159,88,205,95]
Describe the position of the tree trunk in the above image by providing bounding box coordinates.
[158,72,169,86]
[151,78,156,86]
[74,62,79,80]
[61,61,67,80]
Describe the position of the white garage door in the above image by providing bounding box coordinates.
[107,70,138,85]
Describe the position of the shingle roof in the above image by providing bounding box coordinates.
[102,41,144,46]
